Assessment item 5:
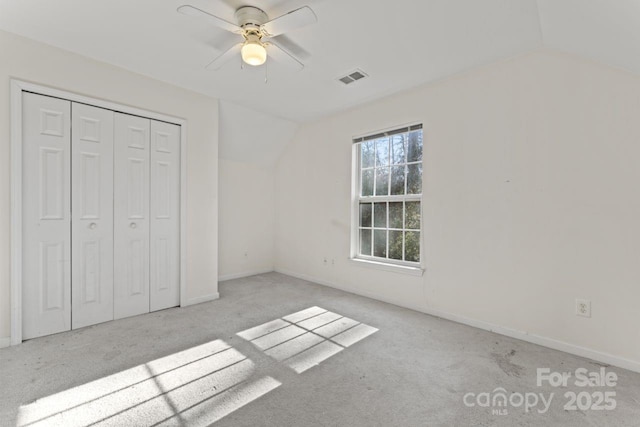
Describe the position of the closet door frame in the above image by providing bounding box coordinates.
[10,79,188,345]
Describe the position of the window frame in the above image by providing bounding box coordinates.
[350,123,425,273]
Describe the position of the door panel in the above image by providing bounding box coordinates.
[150,121,180,311]
[127,158,146,217]
[40,148,65,219]
[81,240,100,302]
[22,93,71,339]
[114,113,151,319]
[79,152,101,217]
[42,242,65,310]
[129,238,146,295]
[71,103,114,329]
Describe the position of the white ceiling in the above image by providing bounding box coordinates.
[1,1,639,162]
[537,0,640,74]
[0,0,544,123]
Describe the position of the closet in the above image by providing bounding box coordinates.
[21,92,181,340]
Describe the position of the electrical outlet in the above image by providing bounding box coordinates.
[576,299,591,318]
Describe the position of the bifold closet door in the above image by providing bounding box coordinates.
[71,103,115,329]
[22,93,72,339]
[150,121,181,311]
[114,113,151,319]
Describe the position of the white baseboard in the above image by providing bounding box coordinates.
[274,268,640,374]
[219,269,274,282]
[0,337,10,349]
[182,292,220,307]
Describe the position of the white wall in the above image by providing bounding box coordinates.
[217,101,297,281]
[219,101,298,165]
[218,160,275,280]
[0,30,219,342]
[275,49,640,371]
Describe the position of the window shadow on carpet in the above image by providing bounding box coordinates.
[16,339,280,426]
[237,306,379,374]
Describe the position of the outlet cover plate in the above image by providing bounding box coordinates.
[576,299,591,318]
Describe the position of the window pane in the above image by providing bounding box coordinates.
[375,138,389,167]
[391,134,405,165]
[359,203,372,227]
[374,202,387,228]
[405,231,420,262]
[405,201,420,230]
[362,169,374,196]
[389,202,403,229]
[390,165,406,195]
[375,167,389,196]
[361,141,375,168]
[407,130,422,162]
[374,230,387,258]
[360,229,372,256]
[389,230,403,260]
[407,164,422,194]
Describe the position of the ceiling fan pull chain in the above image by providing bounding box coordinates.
[265,61,269,84]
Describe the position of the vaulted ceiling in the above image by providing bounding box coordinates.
[1,0,639,161]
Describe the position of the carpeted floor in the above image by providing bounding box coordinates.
[1,272,639,426]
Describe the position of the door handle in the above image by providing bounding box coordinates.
[89,223,97,230]
[130,222,137,229]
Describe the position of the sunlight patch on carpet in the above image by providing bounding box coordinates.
[237,307,378,373]
[17,339,280,426]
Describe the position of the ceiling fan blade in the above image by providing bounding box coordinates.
[267,41,304,71]
[206,43,243,70]
[262,6,317,37]
[177,5,242,34]
[270,34,311,61]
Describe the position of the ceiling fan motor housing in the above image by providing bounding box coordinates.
[235,6,268,29]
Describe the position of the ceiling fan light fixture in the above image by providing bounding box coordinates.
[241,41,267,66]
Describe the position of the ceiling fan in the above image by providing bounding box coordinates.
[177,3,317,71]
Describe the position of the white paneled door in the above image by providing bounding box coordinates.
[21,92,181,340]
[22,93,72,339]
[150,121,181,312]
[71,103,115,329]
[114,113,151,320]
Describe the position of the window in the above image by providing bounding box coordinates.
[352,124,423,267]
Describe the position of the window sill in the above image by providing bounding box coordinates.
[349,257,425,277]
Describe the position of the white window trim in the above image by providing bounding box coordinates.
[350,123,425,275]
[348,257,424,276]
[10,79,189,345]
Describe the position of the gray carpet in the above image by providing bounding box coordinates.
[1,272,639,426]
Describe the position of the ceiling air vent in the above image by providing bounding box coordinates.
[338,69,368,85]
